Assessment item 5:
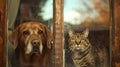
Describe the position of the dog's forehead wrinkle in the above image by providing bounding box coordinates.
[30,26,42,31]
[19,22,45,31]
[29,34,42,40]
[21,23,39,28]
[30,28,43,35]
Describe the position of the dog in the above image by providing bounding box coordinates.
[9,22,53,67]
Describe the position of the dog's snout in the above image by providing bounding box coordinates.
[31,40,40,46]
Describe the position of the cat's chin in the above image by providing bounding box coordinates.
[75,47,81,50]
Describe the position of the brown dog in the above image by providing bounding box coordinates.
[9,22,53,67]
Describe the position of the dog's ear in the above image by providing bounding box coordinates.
[44,26,53,49]
[9,27,19,49]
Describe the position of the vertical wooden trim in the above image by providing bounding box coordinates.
[53,0,64,67]
[113,0,120,66]
[0,0,7,67]
[109,0,115,67]
[4,0,7,67]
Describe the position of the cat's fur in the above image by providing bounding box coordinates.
[65,29,108,67]
[68,29,95,67]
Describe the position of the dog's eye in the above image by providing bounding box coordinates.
[38,30,43,34]
[23,30,30,36]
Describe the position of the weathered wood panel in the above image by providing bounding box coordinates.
[112,0,120,67]
[0,0,7,67]
[53,0,64,67]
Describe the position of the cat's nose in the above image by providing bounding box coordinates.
[76,43,79,45]
[75,41,80,45]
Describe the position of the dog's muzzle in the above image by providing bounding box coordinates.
[31,39,40,52]
[25,39,43,54]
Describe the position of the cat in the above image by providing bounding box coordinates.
[67,29,96,67]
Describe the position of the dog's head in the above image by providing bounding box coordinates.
[9,22,53,55]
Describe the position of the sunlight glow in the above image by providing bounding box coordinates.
[39,0,98,25]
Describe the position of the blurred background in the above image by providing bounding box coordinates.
[8,0,110,67]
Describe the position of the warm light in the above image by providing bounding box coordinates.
[39,0,99,25]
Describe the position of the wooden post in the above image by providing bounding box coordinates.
[0,0,7,67]
[53,0,64,67]
[109,0,114,67]
[112,0,120,67]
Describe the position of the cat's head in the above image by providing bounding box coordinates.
[68,28,91,52]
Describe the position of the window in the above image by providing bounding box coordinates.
[7,0,111,67]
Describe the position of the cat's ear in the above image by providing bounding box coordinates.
[82,28,89,38]
[68,29,74,37]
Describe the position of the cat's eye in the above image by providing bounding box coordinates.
[81,40,85,43]
[71,39,75,42]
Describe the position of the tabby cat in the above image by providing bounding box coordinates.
[67,29,95,67]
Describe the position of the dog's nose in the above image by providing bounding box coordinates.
[31,40,40,46]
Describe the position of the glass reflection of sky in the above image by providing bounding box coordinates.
[39,0,98,25]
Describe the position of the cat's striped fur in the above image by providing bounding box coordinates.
[68,29,95,67]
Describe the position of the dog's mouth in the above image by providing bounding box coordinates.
[31,47,40,54]
[32,50,39,53]
[30,51,40,56]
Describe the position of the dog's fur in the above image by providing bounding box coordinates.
[9,22,53,67]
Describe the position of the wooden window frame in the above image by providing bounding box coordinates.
[0,0,7,67]
[53,0,64,67]
[1,0,120,67]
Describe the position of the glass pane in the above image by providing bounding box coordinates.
[8,0,53,67]
[64,0,110,67]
